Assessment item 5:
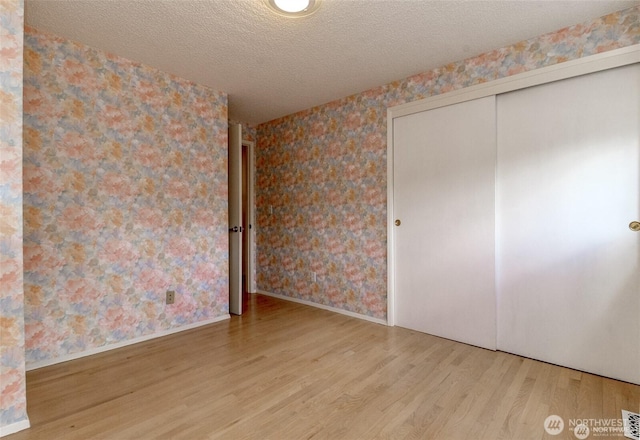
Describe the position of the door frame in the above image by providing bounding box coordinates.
[242,139,256,294]
[229,124,243,314]
[229,125,257,315]
[386,44,640,326]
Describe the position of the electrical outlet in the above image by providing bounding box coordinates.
[311,272,317,283]
[166,290,175,305]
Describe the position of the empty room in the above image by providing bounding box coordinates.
[1,0,639,439]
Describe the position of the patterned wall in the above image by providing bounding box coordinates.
[0,0,28,430]
[23,28,229,365]
[256,6,640,320]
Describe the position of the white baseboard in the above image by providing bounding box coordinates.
[0,418,31,437]
[257,290,387,325]
[26,315,231,371]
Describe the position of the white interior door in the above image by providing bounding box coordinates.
[228,124,243,315]
[496,64,640,384]
[393,96,497,350]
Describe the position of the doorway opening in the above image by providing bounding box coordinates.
[241,139,255,313]
[228,123,255,315]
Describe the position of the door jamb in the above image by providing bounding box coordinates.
[242,139,256,294]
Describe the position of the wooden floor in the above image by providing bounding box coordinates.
[9,294,639,440]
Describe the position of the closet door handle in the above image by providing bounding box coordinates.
[630,221,640,232]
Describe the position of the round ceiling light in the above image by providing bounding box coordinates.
[266,0,321,17]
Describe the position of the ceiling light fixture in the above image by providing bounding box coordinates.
[266,0,321,17]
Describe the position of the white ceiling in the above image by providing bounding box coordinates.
[25,0,639,125]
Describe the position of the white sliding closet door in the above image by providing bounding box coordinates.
[496,64,640,384]
[394,96,496,350]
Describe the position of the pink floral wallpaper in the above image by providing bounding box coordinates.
[23,27,229,365]
[0,0,28,431]
[256,6,640,320]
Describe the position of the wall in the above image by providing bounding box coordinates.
[256,6,640,320]
[23,27,229,366]
[0,0,29,434]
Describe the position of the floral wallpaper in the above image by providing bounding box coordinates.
[23,27,229,366]
[0,0,28,431]
[256,6,640,320]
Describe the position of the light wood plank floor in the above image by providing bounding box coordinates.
[9,294,639,440]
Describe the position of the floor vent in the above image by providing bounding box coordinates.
[623,410,639,440]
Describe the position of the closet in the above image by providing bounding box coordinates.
[393,96,497,351]
[389,52,639,385]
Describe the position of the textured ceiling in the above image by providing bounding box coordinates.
[25,0,639,125]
